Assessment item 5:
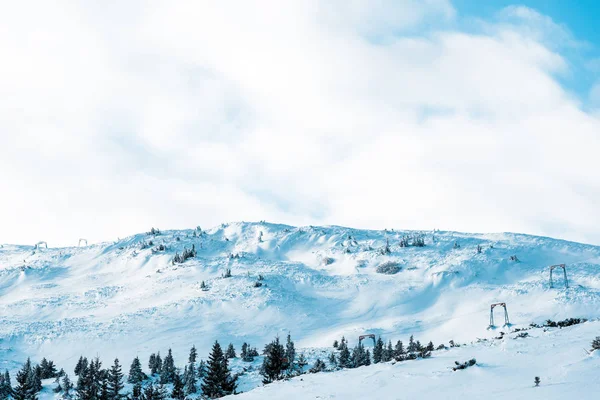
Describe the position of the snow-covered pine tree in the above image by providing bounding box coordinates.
[365,350,371,366]
[148,354,157,375]
[296,353,307,369]
[383,340,393,362]
[107,359,124,400]
[171,374,185,400]
[328,352,336,366]
[394,340,405,360]
[197,360,207,379]
[592,336,600,351]
[0,370,12,400]
[31,365,42,393]
[130,384,142,400]
[74,357,88,377]
[309,359,326,373]
[62,374,73,398]
[338,341,351,368]
[261,337,288,384]
[407,335,417,353]
[13,359,33,400]
[285,334,296,367]
[159,349,176,384]
[333,340,339,349]
[143,383,155,400]
[373,337,384,363]
[225,343,236,359]
[426,341,435,352]
[201,341,237,398]
[184,346,197,395]
[127,357,146,385]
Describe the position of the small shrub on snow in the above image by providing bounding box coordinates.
[591,336,600,351]
[309,359,327,373]
[376,261,401,275]
[534,376,541,387]
[452,358,476,371]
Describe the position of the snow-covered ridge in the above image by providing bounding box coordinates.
[1,222,599,395]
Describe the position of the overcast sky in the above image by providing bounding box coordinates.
[1,1,600,246]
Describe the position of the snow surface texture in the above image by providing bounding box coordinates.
[1,222,599,398]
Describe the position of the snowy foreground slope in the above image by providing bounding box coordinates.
[1,222,600,398]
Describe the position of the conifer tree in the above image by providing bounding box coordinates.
[383,340,393,362]
[130,384,142,400]
[426,341,435,352]
[225,344,236,359]
[197,360,207,379]
[148,354,157,375]
[184,346,197,395]
[127,357,146,385]
[407,335,417,353]
[159,349,176,384]
[0,370,12,400]
[32,365,42,393]
[107,359,124,400]
[394,340,405,360]
[13,359,33,400]
[373,337,384,363]
[201,341,237,398]
[62,374,73,398]
[261,337,287,384]
[328,352,336,366]
[333,340,339,349]
[285,334,296,366]
[297,353,308,369]
[170,374,185,400]
[74,357,88,377]
[338,340,351,368]
[143,383,155,400]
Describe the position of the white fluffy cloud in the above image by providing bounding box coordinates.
[1,1,599,246]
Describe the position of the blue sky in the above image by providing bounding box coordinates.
[456,0,600,102]
[1,0,600,246]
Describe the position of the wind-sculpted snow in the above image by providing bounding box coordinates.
[1,222,600,396]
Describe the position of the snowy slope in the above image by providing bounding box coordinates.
[1,222,599,397]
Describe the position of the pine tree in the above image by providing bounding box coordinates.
[365,350,371,366]
[328,352,336,366]
[100,376,109,400]
[155,353,162,375]
[285,334,296,367]
[130,384,142,400]
[373,337,384,363]
[394,340,405,360]
[426,341,435,352]
[62,374,73,398]
[350,342,368,368]
[333,340,339,349]
[407,335,417,353]
[338,340,351,368]
[534,376,541,387]
[143,383,155,400]
[159,349,176,384]
[74,357,88,377]
[0,370,12,400]
[184,346,197,395]
[225,343,236,359]
[107,359,123,400]
[148,354,157,375]
[383,340,393,362]
[127,357,146,385]
[297,353,308,369]
[201,341,237,398]
[170,374,185,400]
[592,336,600,351]
[153,384,168,400]
[31,365,42,393]
[197,360,207,379]
[308,359,326,373]
[13,359,33,400]
[40,359,49,379]
[261,337,287,384]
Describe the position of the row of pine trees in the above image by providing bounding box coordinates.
[2,332,439,400]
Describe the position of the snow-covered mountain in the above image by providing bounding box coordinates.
[1,222,600,398]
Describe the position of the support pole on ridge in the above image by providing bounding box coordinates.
[549,264,568,289]
[489,302,510,328]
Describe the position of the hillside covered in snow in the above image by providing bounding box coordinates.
[1,222,600,398]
